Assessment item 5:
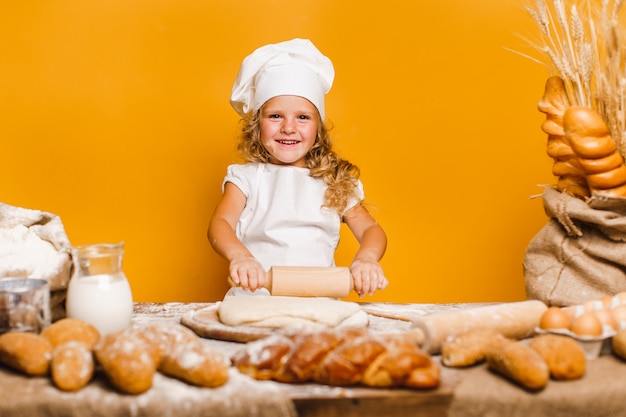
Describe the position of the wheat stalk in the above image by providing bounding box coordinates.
[525,0,626,154]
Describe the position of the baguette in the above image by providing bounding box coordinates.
[419,300,547,354]
[485,339,549,391]
[441,329,507,367]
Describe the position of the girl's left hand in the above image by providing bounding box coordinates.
[350,260,388,297]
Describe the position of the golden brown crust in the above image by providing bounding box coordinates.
[129,323,198,367]
[552,159,585,177]
[529,334,585,380]
[51,341,95,391]
[485,339,549,391]
[612,328,626,360]
[231,334,295,380]
[41,318,100,350]
[538,76,590,198]
[405,359,441,389]
[313,336,387,386]
[159,339,229,388]
[0,332,52,376]
[231,328,440,390]
[563,106,626,197]
[586,165,626,189]
[274,329,344,383]
[577,151,624,174]
[362,339,433,387]
[441,329,507,367]
[93,331,156,395]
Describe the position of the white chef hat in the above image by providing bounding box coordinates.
[230,38,335,119]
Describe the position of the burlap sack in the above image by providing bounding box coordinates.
[524,187,626,307]
[0,203,72,320]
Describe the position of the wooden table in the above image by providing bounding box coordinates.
[131,301,460,417]
[131,302,626,417]
[2,301,626,417]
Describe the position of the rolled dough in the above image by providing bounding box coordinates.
[217,296,368,329]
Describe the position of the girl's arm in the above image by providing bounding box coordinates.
[343,204,388,297]
[207,182,266,291]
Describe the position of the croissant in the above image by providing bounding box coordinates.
[538,76,590,198]
[231,328,440,390]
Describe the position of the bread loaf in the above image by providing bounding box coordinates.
[363,338,439,388]
[485,339,549,391]
[51,341,95,391]
[93,331,157,395]
[41,318,100,349]
[159,338,229,388]
[131,322,199,367]
[441,329,506,367]
[563,106,626,197]
[611,328,626,360]
[231,328,440,389]
[93,324,230,394]
[529,334,585,380]
[0,331,52,376]
[538,76,590,198]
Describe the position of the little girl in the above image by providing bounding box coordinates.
[208,38,387,298]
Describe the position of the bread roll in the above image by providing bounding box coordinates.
[529,334,585,380]
[0,331,52,376]
[485,339,549,391]
[159,339,229,388]
[51,341,95,391]
[41,318,100,349]
[93,331,156,395]
[441,329,507,367]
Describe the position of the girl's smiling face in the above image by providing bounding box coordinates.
[259,95,320,167]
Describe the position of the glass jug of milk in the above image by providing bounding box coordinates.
[66,242,133,336]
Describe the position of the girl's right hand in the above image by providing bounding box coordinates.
[228,257,267,292]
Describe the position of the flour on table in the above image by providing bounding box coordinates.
[218,296,368,329]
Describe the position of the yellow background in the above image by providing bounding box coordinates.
[1,0,555,303]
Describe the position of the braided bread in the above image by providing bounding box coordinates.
[231,328,440,389]
[538,76,590,198]
[563,106,626,197]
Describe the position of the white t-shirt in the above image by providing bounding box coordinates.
[223,163,364,270]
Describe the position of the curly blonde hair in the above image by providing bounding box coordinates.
[237,109,361,214]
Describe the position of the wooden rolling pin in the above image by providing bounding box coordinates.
[228,266,353,297]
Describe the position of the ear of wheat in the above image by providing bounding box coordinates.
[524,0,626,155]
